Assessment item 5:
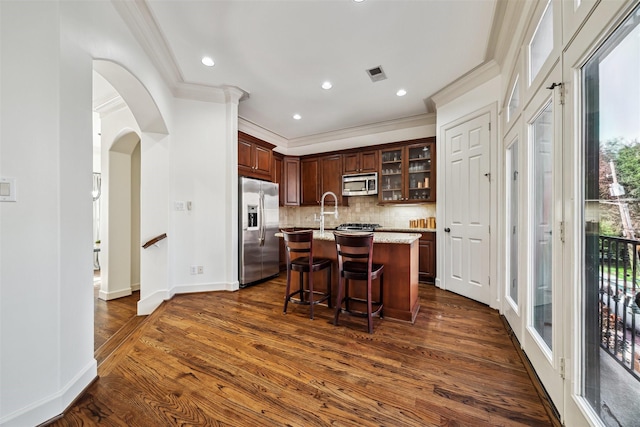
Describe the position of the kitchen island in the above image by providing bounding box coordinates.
[277,230,421,323]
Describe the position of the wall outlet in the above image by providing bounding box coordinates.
[175,201,186,211]
[197,266,204,274]
[190,265,197,275]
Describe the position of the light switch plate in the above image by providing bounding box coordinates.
[0,177,16,202]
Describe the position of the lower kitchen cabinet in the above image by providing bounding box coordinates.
[419,232,436,283]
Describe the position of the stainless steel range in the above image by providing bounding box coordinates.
[336,223,380,232]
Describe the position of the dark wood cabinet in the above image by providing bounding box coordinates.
[320,154,344,205]
[379,138,435,203]
[343,150,378,174]
[273,154,301,206]
[238,131,274,181]
[301,157,320,205]
[419,232,436,283]
[273,154,284,206]
[282,157,300,206]
[301,154,347,206]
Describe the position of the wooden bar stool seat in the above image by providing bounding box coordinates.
[283,230,332,319]
[333,231,384,333]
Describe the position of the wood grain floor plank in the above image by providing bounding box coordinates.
[51,278,553,426]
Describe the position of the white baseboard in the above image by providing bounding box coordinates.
[136,281,237,315]
[98,287,132,301]
[0,359,97,427]
[137,289,171,315]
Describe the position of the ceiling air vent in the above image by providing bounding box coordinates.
[366,65,387,82]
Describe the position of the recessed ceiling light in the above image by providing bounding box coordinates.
[201,56,215,67]
[354,0,365,2]
[321,81,333,90]
[396,89,407,97]
[293,114,302,120]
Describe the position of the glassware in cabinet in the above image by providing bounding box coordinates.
[407,144,432,201]
[380,148,403,201]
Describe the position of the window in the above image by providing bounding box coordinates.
[529,1,554,85]
[507,77,520,122]
[582,5,640,425]
[507,140,519,306]
[531,101,554,350]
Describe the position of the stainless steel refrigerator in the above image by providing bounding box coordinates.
[239,177,280,287]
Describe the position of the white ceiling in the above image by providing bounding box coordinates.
[102,0,499,143]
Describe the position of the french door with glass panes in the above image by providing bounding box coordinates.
[578,5,640,425]
[503,124,523,342]
[523,63,565,409]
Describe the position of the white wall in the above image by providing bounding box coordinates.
[168,98,232,294]
[0,1,95,425]
[0,1,238,425]
[100,108,140,301]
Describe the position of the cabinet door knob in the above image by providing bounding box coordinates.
[444,227,451,233]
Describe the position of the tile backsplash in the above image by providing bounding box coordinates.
[279,196,435,229]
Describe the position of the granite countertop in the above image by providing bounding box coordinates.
[376,227,436,233]
[278,226,436,233]
[275,230,421,244]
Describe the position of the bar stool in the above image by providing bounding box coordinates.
[283,230,332,319]
[333,231,384,334]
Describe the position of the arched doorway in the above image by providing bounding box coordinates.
[92,60,168,356]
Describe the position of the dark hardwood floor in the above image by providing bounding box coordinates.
[55,277,554,426]
[93,278,144,366]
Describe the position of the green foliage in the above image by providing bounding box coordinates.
[602,138,640,198]
[615,142,640,198]
[599,219,620,237]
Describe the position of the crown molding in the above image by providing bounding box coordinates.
[112,0,241,103]
[494,0,533,75]
[430,60,501,109]
[239,113,436,155]
[485,0,508,62]
[289,113,436,147]
[238,118,289,149]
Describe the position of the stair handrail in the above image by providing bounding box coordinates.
[142,233,167,249]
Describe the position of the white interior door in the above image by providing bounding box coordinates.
[443,112,492,305]
[522,64,564,410]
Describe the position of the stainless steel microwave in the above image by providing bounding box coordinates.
[342,172,378,196]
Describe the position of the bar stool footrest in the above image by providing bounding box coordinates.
[337,297,383,318]
[287,289,332,306]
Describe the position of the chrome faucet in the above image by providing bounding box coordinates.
[318,191,338,234]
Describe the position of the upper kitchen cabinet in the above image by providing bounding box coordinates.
[301,154,347,206]
[238,131,274,181]
[379,138,436,204]
[343,150,378,174]
[301,157,320,206]
[273,154,300,206]
[282,157,300,206]
[320,154,345,205]
[273,153,284,206]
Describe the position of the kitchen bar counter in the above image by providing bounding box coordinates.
[376,227,436,233]
[307,230,421,244]
[276,230,420,323]
[278,226,436,234]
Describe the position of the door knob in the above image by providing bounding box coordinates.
[444,227,451,233]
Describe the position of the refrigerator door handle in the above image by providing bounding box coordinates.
[259,190,265,246]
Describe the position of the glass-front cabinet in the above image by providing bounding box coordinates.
[380,148,403,202]
[407,143,433,201]
[379,139,435,203]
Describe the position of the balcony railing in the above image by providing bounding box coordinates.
[599,235,640,380]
